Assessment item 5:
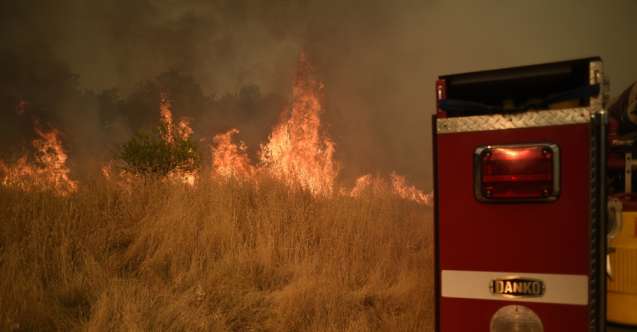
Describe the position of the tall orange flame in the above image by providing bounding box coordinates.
[160,95,198,186]
[159,93,194,141]
[207,51,432,205]
[159,94,175,144]
[258,52,337,195]
[11,52,431,206]
[102,94,198,187]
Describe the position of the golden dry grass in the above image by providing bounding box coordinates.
[0,178,433,331]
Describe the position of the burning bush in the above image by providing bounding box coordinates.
[0,52,434,332]
[117,96,200,179]
[2,52,431,205]
[117,129,199,177]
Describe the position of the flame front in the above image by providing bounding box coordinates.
[349,173,432,205]
[258,52,337,195]
[390,173,433,206]
[3,52,431,206]
[207,52,431,205]
[350,174,375,197]
[0,125,77,196]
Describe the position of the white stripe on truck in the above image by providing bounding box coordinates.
[441,270,589,305]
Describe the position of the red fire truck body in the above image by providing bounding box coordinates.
[433,58,607,331]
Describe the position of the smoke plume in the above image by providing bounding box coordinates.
[1,0,636,189]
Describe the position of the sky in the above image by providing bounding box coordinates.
[2,0,636,189]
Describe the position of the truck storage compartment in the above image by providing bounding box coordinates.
[437,57,601,117]
[433,57,607,332]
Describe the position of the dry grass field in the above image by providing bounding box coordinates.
[0,177,433,331]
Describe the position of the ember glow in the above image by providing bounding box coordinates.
[0,125,77,196]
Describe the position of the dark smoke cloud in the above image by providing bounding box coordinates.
[1,0,637,189]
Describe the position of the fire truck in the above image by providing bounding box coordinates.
[433,57,637,331]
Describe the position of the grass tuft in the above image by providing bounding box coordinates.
[0,178,432,331]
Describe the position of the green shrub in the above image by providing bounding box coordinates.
[118,124,199,177]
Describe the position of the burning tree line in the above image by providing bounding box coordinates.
[0,53,432,206]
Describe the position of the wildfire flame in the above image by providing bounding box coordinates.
[5,53,431,206]
[160,94,194,140]
[208,51,431,205]
[389,172,433,206]
[257,52,337,195]
[160,96,198,186]
[349,173,432,205]
[160,94,175,144]
[0,125,78,196]
[160,94,194,142]
[350,174,376,197]
[211,129,255,179]
[102,94,198,187]
[177,118,193,140]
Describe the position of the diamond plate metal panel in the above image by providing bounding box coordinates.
[437,108,595,134]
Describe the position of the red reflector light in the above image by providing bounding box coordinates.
[475,144,559,202]
[436,79,447,118]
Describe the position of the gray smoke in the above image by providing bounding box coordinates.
[1,0,636,189]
